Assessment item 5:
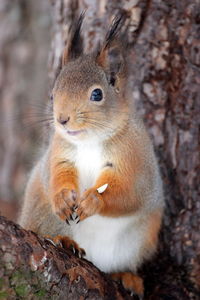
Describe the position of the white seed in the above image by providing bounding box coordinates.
[97,183,108,194]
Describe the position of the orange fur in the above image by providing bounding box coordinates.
[50,161,78,220]
[47,235,85,257]
[111,272,144,297]
[144,210,163,250]
[90,168,141,217]
[76,188,104,221]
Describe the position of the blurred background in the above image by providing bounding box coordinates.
[0,0,52,221]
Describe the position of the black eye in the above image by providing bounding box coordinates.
[90,88,103,102]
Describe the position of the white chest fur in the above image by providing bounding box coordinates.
[74,141,103,195]
[71,213,147,273]
[68,141,151,274]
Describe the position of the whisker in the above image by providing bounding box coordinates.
[23,114,53,120]
[24,113,53,119]
[80,119,114,131]
[0,108,53,120]
[22,118,53,124]
[78,116,114,130]
[78,108,127,117]
[23,117,54,124]
[22,119,54,130]
[26,106,53,113]
[83,120,106,130]
[27,103,53,114]
[78,110,103,115]
[28,101,52,108]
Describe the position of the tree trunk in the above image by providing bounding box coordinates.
[48,0,199,299]
[0,0,50,206]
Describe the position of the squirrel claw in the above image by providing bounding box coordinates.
[130,293,143,300]
[53,188,78,222]
[48,235,86,258]
[71,244,77,255]
[130,291,142,299]
[70,243,85,258]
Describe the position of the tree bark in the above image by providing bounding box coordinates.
[0,215,132,300]
[48,0,200,299]
[0,0,51,204]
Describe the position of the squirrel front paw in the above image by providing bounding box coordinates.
[52,188,77,223]
[76,188,104,222]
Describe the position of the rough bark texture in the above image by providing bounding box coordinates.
[48,0,200,299]
[0,215,132,300]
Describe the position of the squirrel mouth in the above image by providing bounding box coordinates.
[67,129,85,136]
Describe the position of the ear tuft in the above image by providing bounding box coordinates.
[96,13,127,87]
[62,12,85,66]
[104,13,126,51]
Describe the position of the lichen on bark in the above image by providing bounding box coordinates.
[0,216,132,300]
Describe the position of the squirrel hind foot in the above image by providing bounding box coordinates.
[111,272,144,299]
[45,235,86,258]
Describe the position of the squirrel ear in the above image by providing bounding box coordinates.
[96,14,126,86]
[62,12,84,66]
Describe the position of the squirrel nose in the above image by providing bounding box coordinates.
[58,116,70,125]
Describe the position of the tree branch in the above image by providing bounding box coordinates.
[0,215,133,300]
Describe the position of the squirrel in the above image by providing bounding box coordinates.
[19,14,164,298]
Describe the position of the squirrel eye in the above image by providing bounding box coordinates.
[90,88,103,102]
[50,94,54,101]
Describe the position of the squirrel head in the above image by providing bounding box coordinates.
[52,13,129,144]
